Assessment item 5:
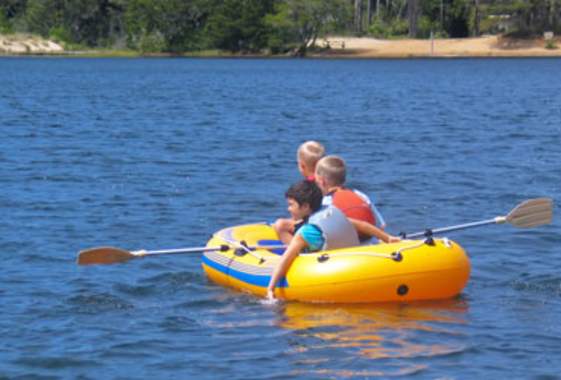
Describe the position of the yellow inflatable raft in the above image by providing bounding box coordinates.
[202,223,470,303]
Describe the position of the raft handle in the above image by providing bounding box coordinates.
[391,252,403,262]
[317,254,330,263]
[421,229,435,246]
[424,237,435,246]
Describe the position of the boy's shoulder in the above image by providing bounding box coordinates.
[322,188,373,205]
[351,188,373,204]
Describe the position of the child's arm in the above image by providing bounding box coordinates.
[349,218,400,243]
[266,234,308,300]
[272,218,297,244]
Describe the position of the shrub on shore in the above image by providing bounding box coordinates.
[545,39,558,49]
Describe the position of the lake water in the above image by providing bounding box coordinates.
[1,57,560,379]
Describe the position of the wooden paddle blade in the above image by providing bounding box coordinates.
[506,198,553,228]
[77,247,135,265]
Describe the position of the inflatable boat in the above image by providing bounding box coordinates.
[202,223,470,303]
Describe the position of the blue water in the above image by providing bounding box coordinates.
[1,57,560,379]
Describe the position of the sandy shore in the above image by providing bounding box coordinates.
[314,35,561,58]
[0,34,64,54]
[2,33,560,57]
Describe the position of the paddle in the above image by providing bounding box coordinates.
[78,198,552,265]
[402,198,553,239]
[77,243,286,266]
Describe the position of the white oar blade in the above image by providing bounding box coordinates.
[506,198,553,228]
[77,247,135,265]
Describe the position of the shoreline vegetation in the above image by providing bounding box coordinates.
[2,1,560,59]
[1,33,560,58]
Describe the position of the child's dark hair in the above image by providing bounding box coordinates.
[285,180,323,213]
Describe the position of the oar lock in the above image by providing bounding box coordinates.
[233,240,251,257]
[232,241,266,264]
[422,231,454,248]
[399,229,437,246]
[422,229,436,246]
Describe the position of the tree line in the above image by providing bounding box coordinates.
[1,0,559,54]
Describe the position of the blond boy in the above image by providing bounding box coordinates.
[273,141,325,244]
[297,141,325,181]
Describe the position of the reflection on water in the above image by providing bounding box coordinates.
[277,299,469,377]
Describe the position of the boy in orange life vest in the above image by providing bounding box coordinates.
[273,141,325,244]
[315,155,398,243]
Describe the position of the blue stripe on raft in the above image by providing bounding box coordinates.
[202,255,288,288]
[257,239,285,255]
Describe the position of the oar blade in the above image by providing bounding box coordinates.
[506,198,553,228]
[77,247,135,266]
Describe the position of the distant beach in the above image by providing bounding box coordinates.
[1,33,560,58]
[313,36,561,58]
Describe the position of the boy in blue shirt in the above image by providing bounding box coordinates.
[267,180,398,301]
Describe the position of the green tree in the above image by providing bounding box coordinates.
[483,0,560,35]
[418,0,448,35]
[474,0,481,35]
[24,0,125,46]
[265,0,351,56]
[1,0,27,19]
[205,0,274,53]
[63,0,124,46]
[125,0,209,52]
[1,0,28,32]
[0,6,12,33]
[446,0,470,36]
[24,0,62,38]
[514,0,556,34]
[354,0,363,33]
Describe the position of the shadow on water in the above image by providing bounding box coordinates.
[275,298,469,378]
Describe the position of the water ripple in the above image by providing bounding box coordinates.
[66,292,134,313]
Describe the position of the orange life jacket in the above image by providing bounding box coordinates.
[331,188,376,226]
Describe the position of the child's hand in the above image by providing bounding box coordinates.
[387,235,401,243]
[266,289,275,301]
